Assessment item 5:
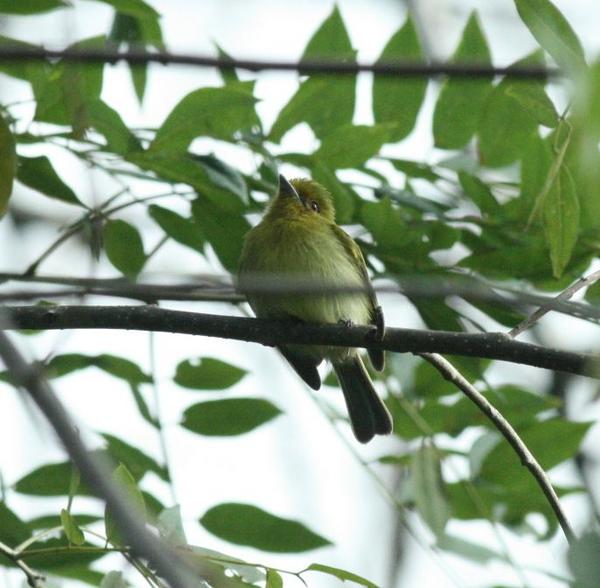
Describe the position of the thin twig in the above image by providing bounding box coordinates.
[0,540,45,588]
[0,46,561,78]
[509,269,600,338]
[418,352,575,544]
[1,305,598,377]
[1,272,600,322]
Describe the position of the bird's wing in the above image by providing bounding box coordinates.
[331,225,385,371]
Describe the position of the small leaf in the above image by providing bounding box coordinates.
[459,172,501,215]
[102,433,168,481]
[182,398,282,436]
[148,205,204,253]
[433,12,493,149]
[104,219,146,277]
[543,165,579,277]
[266,569,283,588]
[306,564,378,588]
[0,0,67,14]
[174,357,247,390]
[411,445,450,537]
[16,460,93,496]
[200,503,331,552]
[17,156,82,206]
[105,464,145,545]
[157,506,187,546]
[0,502,31,544]
[505,82,558,128]
[191,197,250,272]
[269,7,355,142]
[0,114,16,215]
[215,43,240,85]
[315,125,389,169]
[60,509,85,546]
[100,571,128,588]
[87,100,142,155]
[436,533,505,564]
[568,531,600,588]
[150,83,258,152]
[514,0,586,70]
[373,17,426,142]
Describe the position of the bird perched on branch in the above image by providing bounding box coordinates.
[238,175,392,443]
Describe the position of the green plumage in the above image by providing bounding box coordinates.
[238,176,392,443]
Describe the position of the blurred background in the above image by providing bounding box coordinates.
[1,1,599,587]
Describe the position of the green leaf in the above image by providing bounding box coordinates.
[411,445,450,537]
[33,36,106,135]
[0,0,67,14]
[568,532,600,588]
[87,100,142,155]
[0,502,31,545]
[45,353,151,385]
[360,197,412,251]
[193,154,248,205]
[505,82,558,128]
[182,398,282,436]
[191,197,250,272]
[157,506,187,546]
[478,52,546,167]
[266,569,283,588]
[373,17,426,142]
[436,533,505,564]
[102,433,168,482]
[306,563,377,588]
[60,509,85,546]
[200,503,331,552]
[543,165,579,277]
[0,36,47,82]
[15,461,92,496]
[269,7,355,142]
[92,0,160,19]
[17,155,82,206]
[130,151,245,213]
[148,205,204,253]
[0,114,16,215]
[150,82,259,152]
[479,418,592,486]
[316,125,389,169]
[215,43,240,85]
[386,158,442,182]
[459,171,501,215]
[174,357,247,390]
[104,464,145,545]
[104,219,146,277]
[28,513,100,530]
[100,571,128,588]
[514,0,586,70]
[433,12,493,149]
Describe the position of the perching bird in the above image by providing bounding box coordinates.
[238,175,393,443]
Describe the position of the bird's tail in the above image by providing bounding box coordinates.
[334,356,393,443]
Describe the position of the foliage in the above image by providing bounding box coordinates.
[0,0,598,587]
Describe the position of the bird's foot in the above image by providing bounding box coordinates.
[338,318,354,328]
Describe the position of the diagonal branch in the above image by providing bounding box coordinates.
[1,305,598,377]
[418,353,575,544]
[0,540,45,588]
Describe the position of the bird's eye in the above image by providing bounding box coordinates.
[310,200,319,213]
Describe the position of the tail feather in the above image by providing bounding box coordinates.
[334,357,393,443]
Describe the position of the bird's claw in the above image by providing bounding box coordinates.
[370,305,385,342]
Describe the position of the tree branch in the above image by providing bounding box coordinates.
[0,46,560,79]
[418,353,575,544]
[1,305,598,377]
[0,540,45,588]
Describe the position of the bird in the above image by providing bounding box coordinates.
[238,174,393,443]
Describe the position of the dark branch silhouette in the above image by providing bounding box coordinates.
[0,46,560,79]
[2,305,597,377]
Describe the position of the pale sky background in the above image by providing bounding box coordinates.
[1,1,600,587]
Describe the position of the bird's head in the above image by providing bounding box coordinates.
[266,175,336,223]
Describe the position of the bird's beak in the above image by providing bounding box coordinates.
[278,174,307,208]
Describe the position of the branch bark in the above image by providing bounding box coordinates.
[1,305,598,377]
